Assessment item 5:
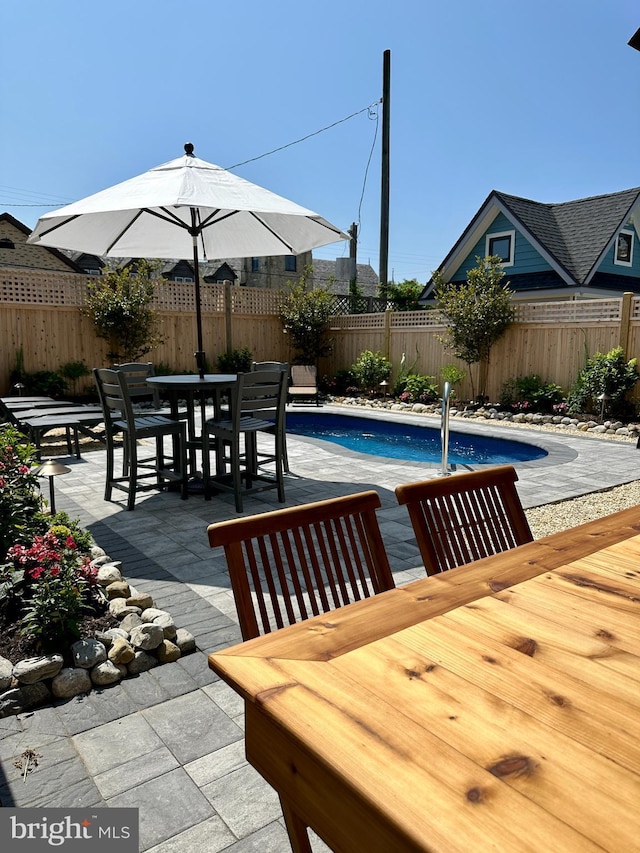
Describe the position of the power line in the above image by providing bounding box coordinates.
[225,100,381,170]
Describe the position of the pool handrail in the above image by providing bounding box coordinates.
[440,381,452,476]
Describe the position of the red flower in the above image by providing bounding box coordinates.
[29,566,44,580]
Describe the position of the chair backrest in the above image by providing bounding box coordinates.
[233,369,287,422]
[207,490,396,640]
[290,364,317,388]
[93,368,137,436]
[112,362,161,408]
[395,466,533,576]
[252,361,288,373]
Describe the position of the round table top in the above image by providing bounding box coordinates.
[146,374,237,390]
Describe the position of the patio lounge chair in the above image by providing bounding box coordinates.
[287,364,320,405]
[0,397,105,459]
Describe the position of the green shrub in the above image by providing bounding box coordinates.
[567,347,640,417]
[399,374,439,404]
[23,371,68,398]
[500,375,564,413]
[440,364,466,389]
[60,361,91,397]
[328,369,356,395]
[351,350,392,394]
[216,347,254,373]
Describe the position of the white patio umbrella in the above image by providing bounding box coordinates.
[28,143,349,377]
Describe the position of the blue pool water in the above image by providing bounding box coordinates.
[285,412,547,465]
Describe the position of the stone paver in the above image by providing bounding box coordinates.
[2,404,638,851]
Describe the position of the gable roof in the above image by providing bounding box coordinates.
[423,187,640,298]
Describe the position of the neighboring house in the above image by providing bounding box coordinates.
[0,212,84,273]
[310,259,379,297]
[420,187,640,302]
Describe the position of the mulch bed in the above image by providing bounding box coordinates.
[0,612,120,667]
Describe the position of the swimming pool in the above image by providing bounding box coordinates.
[285,412,547,465]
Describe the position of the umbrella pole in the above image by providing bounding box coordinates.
[191,212,206,380]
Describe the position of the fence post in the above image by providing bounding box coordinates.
[619,292,633,356]
[224,280,233,354]
[384,308,392,361]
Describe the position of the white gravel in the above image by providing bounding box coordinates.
[525,480,640,538]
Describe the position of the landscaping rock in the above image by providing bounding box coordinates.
[51,667,92,699]
[97,564,124,585]
[110,600,141,619]
[91,660,123,686]
[129,624,164,651]
[127,592,154,610]
[119,612,144,631]
[108,637,135,665]
[0,682,51,717]
[13,655,64,685]
[0,656,14,691]
[71,639,107,669]
[155,640,181,663]
[140,607,168,621]
[105,580,131,599]
[95,627,129,647]
[174,629,196,653]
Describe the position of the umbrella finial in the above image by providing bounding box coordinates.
[184,142,195,157]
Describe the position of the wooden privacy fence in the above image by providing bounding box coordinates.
[0,269,291,394]
[325,293,640,402]
[1,267,639,402]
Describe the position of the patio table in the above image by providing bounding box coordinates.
[146,374,237,478]
[209,505,640,853]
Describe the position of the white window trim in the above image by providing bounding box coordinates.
[485,230,515,267]
[614,230,634,267]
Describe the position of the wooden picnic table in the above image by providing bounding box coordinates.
[209,505,640,852]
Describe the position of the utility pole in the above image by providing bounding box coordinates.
[379,49,391,298]
[348,222,359,309]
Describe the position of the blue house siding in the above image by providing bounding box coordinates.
[451,212,553,281]
[596,220,640,279]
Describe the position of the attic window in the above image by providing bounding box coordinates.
[486,230,515,266]
[614,230,634,267]
[0,238,15,249]
[174,275,194,282]
[284,255,297,272]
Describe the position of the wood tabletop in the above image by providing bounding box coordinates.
[209,505,640,852]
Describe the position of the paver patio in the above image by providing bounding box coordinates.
[1,404,639,851]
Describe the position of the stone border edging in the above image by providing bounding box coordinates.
[0,544,196,718]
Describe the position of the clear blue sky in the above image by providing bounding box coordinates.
[2,0,638,284]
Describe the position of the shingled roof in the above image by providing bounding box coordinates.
[496,187,640,283]
[423,187,640,299]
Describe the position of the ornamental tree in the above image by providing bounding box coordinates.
[84,259,165,362]
[433,256,514,401]
[279,267,334,364]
